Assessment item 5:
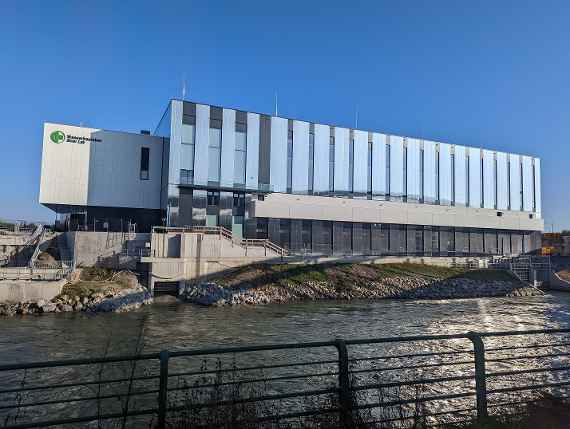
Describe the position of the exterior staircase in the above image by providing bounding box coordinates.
[490,255,551,285]
[150,225,288,258]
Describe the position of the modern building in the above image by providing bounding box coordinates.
[39,99,543,256]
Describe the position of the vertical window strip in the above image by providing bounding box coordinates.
[308,131,314,193]
[507,158,511,210]
[466,152,470,207]
[367,140,372,197]
[349,137,354,194]
[480,156,484,208]
[451,152,455,206]
[403,141,407,203]
[436,146,440,204]
[286,130,293,193]
[140,147,149,180]
[520,161,524,210]
[420,146,424,203]
[532,162,537,212]
[493,153,499,209]
[329,134,335,194]
[386,142,391,199]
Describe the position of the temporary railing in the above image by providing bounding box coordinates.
[490,255,552,284]
[28,227,48,269]
[1,329,570,428]
[0,262,73,281]
[152,225,289,257]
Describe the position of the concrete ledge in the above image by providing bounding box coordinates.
[0,279,66,303]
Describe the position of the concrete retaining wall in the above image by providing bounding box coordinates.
[0,279,66,303]
[66,231,150,267]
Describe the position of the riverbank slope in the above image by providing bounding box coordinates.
[0,267,152,316]
[182,263,543,306]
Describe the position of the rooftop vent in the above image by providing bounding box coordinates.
[140,130,150,135]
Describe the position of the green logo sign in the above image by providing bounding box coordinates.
[50,130,66,144]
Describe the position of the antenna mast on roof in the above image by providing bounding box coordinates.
[182,74,188,101]
[355,105,359,129]
[274,92,278,116]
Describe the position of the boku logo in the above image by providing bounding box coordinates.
[50,130,66,144]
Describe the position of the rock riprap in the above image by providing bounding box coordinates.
[180,274,543,307]
[0,285,152,316]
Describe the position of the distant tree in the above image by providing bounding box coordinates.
[561,230,570,236]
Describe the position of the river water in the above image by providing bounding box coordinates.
[2,293,570,427]
[2,292,570,363]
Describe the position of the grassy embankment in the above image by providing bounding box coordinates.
[58,267,135,299]
[209,262,518,290]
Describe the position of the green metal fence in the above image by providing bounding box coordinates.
[1,329,570,428]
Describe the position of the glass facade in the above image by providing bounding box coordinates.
[162,101,542,256]
[208,128,221,182]
[234,131,247,185]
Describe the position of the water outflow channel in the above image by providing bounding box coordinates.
[1,293,570,427]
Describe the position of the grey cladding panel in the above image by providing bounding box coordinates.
[259,115,271,186]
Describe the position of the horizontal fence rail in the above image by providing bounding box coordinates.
[1,329,570,428]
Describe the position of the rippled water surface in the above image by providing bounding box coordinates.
[3,293,570,428]
[2,292,570,363]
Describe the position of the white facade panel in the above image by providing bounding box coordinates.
[219,109,236,187]
[39,123,163,210]
[406,138,421,201]
[482,149,495,209]
[353,130,368,194]
[468,148,481,208]
[168,100,183,184]
[496,152,509,210]
[534,158,541,217]
[438,143,452,205]
[334,127,350,192]
[389,136,404,198]
[423,140,437,203]
[292,120,310,193]
[454,145,467,206]
[194,104,210,186]
[509,154,522,211]
[270,117,288,193]
[522,155,534,212]
[313,124,330,194]
[245,113,260,190]
[371,133,387,197]
[39,123,90,206]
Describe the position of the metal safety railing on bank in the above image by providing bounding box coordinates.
[1,329,570,428]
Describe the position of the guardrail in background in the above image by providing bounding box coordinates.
[1,329,570,428]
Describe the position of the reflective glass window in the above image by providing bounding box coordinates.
[208,128,221,182]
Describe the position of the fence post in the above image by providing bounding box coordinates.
[157,350,170,429]
[335,339,353,428]
[467,332,488,420]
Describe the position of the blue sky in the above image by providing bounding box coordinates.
[0,1,568,230]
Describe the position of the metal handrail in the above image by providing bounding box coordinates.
[152,225,289,256]
[2,328,570,429]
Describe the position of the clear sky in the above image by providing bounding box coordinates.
[0,1,568,230]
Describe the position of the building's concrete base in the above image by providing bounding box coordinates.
[0,279,66,303]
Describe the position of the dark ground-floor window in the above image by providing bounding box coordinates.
[257,219,540,257]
